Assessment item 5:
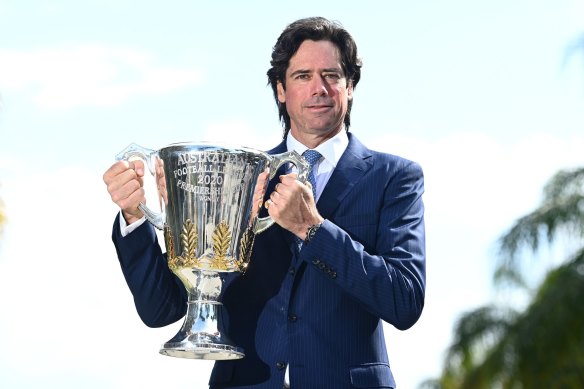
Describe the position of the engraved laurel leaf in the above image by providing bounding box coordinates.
[237,227,255,273]
[164,225,177,269]
[173,219,199,268]
[181,219,198,259]
[212,221,231,261]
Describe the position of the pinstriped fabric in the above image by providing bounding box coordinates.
[113,134,425,389]
[211,135,423,388]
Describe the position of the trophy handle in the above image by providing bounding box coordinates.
[254,150,310,234]
[115,143,165,230]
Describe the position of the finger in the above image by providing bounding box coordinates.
[128,159,145,176]
[270,190,279,201]
[103,160,143,184]
[258,170,269,180]
[116,167,144,190]
[117,186,146,211]
[110,177,143,204]
[254,184,265,195]
[279,173,298,184]
[282,172,298,179]
[103,161,129,183]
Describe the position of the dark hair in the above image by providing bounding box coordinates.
[267,17,363,139]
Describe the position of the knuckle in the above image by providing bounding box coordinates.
[118,199,132,210]
[110,191,123,203]
[127,179,140,191]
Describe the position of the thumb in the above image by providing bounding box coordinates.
[129,159,145,176]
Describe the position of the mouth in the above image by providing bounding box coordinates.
[306,104,333,111]
[305,98,333,109]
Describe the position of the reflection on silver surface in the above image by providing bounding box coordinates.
[116,142,309,360]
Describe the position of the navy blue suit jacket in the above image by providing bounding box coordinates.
[112,134,426,388]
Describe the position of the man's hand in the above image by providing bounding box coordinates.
[250,170,269,223]
[103,160,146,224]
[266,173,324,240]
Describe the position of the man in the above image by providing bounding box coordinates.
[104,16,425,388]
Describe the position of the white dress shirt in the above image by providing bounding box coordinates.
[285,130,349,202]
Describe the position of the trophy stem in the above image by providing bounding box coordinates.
[159,270,244,360]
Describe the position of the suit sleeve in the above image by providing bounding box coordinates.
[112,213,188,327]
[299,159,426,330]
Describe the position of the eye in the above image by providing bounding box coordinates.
[295,73,310,80]
[323,73,342,81]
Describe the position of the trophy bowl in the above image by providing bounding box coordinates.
[116,142,308,360]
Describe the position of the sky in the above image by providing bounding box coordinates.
[0,0,583,388]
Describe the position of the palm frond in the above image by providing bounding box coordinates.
[460,249,584,388]
[441,305,516,386]
[497,168,584,279]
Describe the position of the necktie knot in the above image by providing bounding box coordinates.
[302,150,322,199]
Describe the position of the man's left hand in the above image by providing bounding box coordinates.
[266,173,324,240]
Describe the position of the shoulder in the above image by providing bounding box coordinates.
[347,133,423,176]
[266,139,287,155]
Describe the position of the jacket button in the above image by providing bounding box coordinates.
[288,314,297,322]
[276,361,286,370]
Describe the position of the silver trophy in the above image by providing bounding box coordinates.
[116,142,309,360]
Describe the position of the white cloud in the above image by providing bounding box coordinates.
[0,45,203,110]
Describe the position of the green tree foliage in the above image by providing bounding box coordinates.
[496,168,584,286]
[422,167,584,388]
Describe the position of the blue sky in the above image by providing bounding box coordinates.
[0,1,583,388]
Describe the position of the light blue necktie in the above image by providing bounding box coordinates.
[303,149,322,199]
[294,149,322,246]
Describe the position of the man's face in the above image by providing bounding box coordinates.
[277,40,353,141]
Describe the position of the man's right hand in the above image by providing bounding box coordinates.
[103,160,146,224]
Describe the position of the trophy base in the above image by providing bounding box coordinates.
[160,342,244,360]
[159,272,245,360]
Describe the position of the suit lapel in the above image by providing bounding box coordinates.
[263,135,373,246]
[317,134,373,219]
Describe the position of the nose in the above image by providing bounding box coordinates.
[311,75,329,96]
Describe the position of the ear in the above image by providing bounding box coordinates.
[277,81,286,103]
[347,81,354,101]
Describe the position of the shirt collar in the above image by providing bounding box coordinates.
[286,130,349,168]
